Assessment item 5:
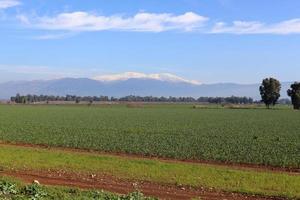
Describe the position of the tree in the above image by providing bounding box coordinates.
[21,96,27,104]
[15,93,21,103]
[287,82,300,110]
[259,78,281,108]
[75,97,80,104]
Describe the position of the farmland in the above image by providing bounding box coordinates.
[0,104,299,168]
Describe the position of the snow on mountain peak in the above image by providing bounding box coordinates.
[92,72,201,85]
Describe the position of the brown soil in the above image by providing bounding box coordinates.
[0,170,286,200]
[0,141,299,174]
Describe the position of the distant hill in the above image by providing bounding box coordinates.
[0,77,292,100]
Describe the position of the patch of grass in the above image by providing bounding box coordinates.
[0,105,299,168]
[0,145,299,199]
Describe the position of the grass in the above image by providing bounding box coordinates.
[0,104,299,168]
[0,176,156,200]
[0,144,299,199]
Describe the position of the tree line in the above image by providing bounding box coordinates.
[260,79,300,109]
[11,94,254,104]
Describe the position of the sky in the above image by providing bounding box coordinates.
[0,0,300,84]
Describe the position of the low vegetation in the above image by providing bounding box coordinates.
[0,177,155,200]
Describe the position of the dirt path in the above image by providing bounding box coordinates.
[0,170,286,200]
[0,141,295,199]
[0,141,299,174]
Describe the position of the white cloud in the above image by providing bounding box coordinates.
[211,19,300,34]
[33,32,78,40]
[15,9,300,36]
[93,72,201,85]
[0,0,20,9]
[16,14,29,24]
[18,11,209,32]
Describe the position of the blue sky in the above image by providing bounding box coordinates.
[0,0,300,84]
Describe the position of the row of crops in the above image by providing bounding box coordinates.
[0,104,299,168]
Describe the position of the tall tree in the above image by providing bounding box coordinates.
[287,82,300,110]
[259,78,281,108]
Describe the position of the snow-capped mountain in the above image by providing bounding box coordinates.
[92,72,201,85]
[0,72,292,99]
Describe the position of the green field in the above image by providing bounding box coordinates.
[0,104,299,168]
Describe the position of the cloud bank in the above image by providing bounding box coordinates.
[211,19,300,34]
[18,11,208,32]
[14,9,300,36]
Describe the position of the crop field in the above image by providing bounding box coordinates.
[0,104,299,168]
